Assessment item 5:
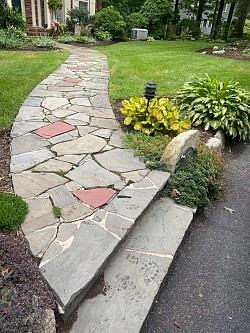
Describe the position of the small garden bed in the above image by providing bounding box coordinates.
[197,45,250,61]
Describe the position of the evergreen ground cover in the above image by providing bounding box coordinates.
[95,40,250,99]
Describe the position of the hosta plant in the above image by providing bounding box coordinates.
[120,97,191,136]
[176,74,250,140]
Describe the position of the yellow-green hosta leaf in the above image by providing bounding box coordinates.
[159,97,169,105]
[122,100,130,108]
[134,122,142,130]
[172,122,180,131]
[124,116,132,125]
[120,108,128,115]
[179,119,191,130]
[130,97,140,104]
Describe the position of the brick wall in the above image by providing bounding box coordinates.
[25,0,33,27]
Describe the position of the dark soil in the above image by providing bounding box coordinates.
[0,43,247,332]
[197,46,250,61]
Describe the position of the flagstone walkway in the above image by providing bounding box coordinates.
[10,45,170,317]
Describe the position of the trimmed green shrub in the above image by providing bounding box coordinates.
[94,6,126,39]
[32,37,58,49]
[57,34,76,43]
[120,97,191,135]
[163,145,224,208]
[176,74,250,141]
[94,28,112,41]
[0,29,27,48]
[0,193,28,230]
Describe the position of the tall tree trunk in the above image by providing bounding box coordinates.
[233,0,250,37]
[223,1,236,40]
[196,0,207,24]
[210,0,220,36]
[173,0,179,24]
[213,0,225,38]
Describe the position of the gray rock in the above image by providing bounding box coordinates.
[125,197,194,256]
[77,126,98,136]
[105,213,134,238]
[65,113,89,124]
[22,97,43,107]
[22,197,59,235]
[48,185,78,208]
[12,173,67,198]
[30,90,62,98]
[42,97,69,110]
[61,203,93,222]
[57,223,79,242]
[40,220,119,313]
[95,148,145,173]
[52,109,76,118]
[90,117,120,130]
[10,148,54,173]
[34,159,73,173]
[65,160,123,189]
[48,133,73,145]
[25,225,58,258]
[51,135,106,155]
[56,154,86,165]
[109,130,124,148]
[147,170,170,190]
[15,106,44,121]
[70,98,92,107]
[69,249,171,333]
[11,121,48,137]
[11,133,49,155]
[90,93,111,109]
[207,137,223,152]
[161,130,199,172]
[92,128,112,139]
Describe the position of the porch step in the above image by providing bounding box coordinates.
[39,170,170,318]
[68,198,195,333]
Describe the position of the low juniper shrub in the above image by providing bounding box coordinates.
[162,145,224,208]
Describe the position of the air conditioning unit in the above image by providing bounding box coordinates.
[131,28,148,40]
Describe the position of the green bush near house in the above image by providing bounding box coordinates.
[176,74,250,140]
[32,37,58,49]
[94,6,127,39]
[0,193,28,230]
[162,145,224,208]
[0,29,27,48]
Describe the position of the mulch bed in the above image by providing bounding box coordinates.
[197,46,250,61]
[0,43,247,332]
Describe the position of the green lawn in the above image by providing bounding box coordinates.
[95,40,250,100]
[0,49,69,129]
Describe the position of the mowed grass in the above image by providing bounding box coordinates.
[0,49,69,129]
[95,40,250,100]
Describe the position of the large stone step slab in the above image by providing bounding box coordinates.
[68,198,195,333]
[39,170,170,318]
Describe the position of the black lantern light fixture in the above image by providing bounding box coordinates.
[144,81,157,111]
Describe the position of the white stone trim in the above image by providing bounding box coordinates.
[31,0,37,27]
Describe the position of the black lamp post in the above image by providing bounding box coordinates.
[144,81,157,111]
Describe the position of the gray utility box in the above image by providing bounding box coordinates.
[131,28,148,40]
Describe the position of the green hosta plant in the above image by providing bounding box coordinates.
[176,74,250,140]
[120,97,191,136]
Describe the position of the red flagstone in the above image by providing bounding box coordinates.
[34,121,76,139]
[63,78,81,83]
[73,188,117,209]
[57,82,76,87]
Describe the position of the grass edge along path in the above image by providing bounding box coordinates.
[94,40,250,100]
[0,49,69,129]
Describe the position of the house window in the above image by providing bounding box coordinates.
[79,1,88,11]
[208,20,212,27]
[203,19,207,27]
[12,0,22,12]
[71,0,73,9]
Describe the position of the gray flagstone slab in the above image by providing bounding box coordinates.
[15,106,44,121]
[40,220,119,313]
[51,134,106,155]
[48,185,78,208]
[42,97,69,110]
[12,173,67,198]
[22,197,59,235]
[34,159,73,173]
[10,148,54,173]
[95,148,145,173]
[11,121,48,137]
[11,133,49,155]
[65,160,124,189]
[90,117,120,129]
